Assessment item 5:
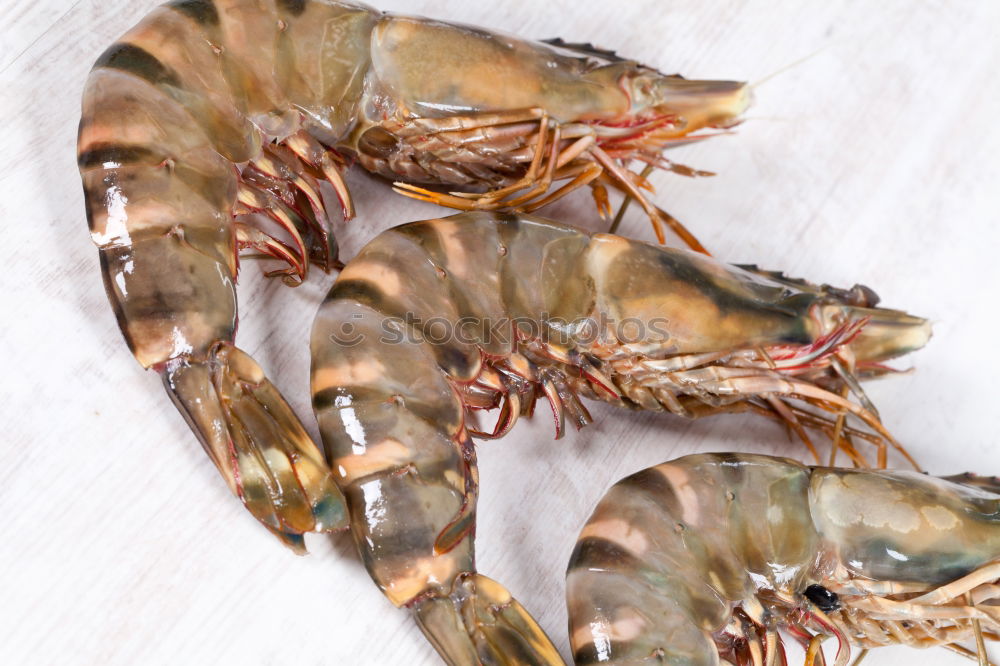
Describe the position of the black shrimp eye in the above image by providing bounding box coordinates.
[804,584,841,612]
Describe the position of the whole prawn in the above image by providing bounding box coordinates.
[568,453,1000,666]
[78,0,750,548]
[310,212,931,663]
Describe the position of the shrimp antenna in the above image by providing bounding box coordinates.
[750,43,835,90]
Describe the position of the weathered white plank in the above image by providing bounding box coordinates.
[1,1,998,664]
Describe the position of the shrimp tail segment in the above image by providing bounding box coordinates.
[412,573,566,666]
[163,342,348,553]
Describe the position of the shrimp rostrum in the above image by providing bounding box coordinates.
[310,212,930,663]
[79,0,752,549]
[568,453,1000,665]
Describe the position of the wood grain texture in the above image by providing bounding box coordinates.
[1,1,998,664]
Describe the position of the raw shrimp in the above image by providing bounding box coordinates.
[568,453,1000,665]
[78,0,751,548]
[310,212,931,663]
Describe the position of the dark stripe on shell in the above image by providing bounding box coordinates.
[78,144,158,169]
[573,640,639,665]
[166,0,219,25]
[93,43,181,88]
[568,536,642,573]
[618,467,683,518]
[313,386,398,412]
[651,251,805,329]
[330,279,393,313]
[278,0,307,16]
[711,452,747,487]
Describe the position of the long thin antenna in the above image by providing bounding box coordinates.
[751,44,834,90]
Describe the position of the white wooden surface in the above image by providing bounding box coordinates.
[2,1,999,664]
